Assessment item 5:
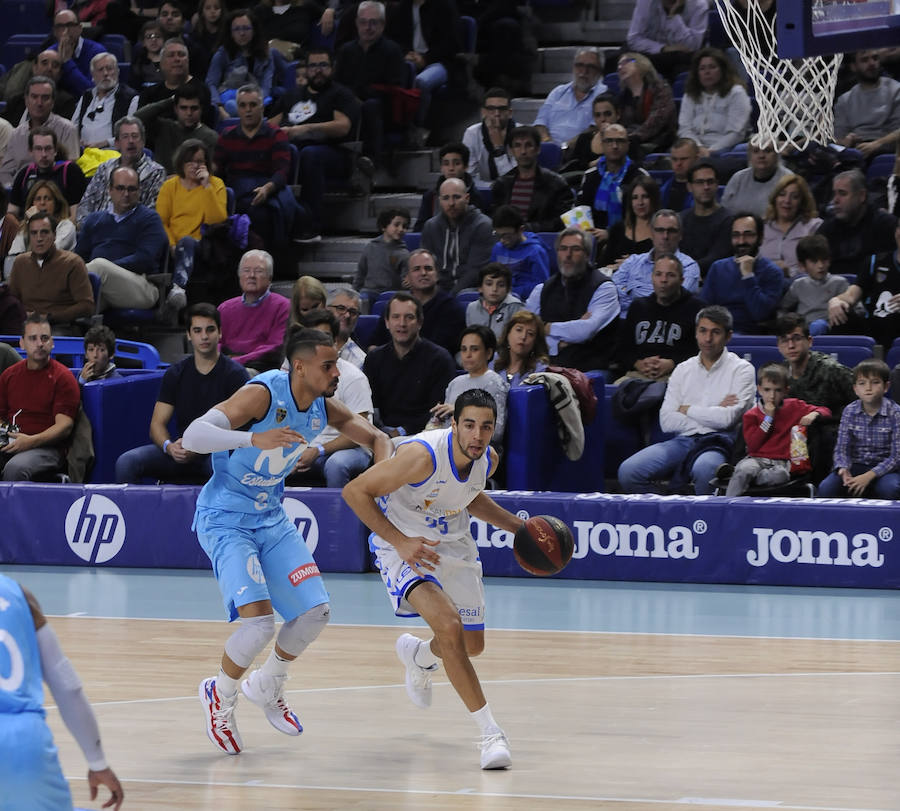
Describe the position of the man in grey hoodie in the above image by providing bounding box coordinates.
[421,177,494,294]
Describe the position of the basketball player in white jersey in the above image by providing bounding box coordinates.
[343,388,525,769]
[182,327,392,755]
[0,575,123,810]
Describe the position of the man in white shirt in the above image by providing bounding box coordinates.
[72,53,138,149]
[618,304,755,494]
[462,87,517,183]
[289,308,375,488]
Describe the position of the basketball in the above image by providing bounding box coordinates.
[513,516,574,576]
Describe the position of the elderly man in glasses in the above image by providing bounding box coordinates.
[533,48,608,148]
[74,165,169,311]
[327,286,367,369]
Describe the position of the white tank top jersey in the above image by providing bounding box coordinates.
[380,428,494,546]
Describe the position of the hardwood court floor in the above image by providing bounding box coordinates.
[46,618,900,811]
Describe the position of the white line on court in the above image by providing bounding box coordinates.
[44,613,900,644]
[47,670,900,710]
[62,774,897,811]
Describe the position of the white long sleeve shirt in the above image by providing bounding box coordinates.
[659,348,756,436]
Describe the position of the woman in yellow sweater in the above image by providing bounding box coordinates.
[155,138,228,309]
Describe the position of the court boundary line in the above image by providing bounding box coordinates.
[62,774,896,811]
[46,613,900,644]
[50,669,900,710]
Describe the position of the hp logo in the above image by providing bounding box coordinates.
[65,495,126,564]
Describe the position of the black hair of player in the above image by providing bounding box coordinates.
[453,388,497,422]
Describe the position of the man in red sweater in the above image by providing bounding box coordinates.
[720,362,830,496]
[0,313,80,480]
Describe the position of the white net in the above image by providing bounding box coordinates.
[713,0,843,152]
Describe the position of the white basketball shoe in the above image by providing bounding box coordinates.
[395,633,438,709]
[480,730,512,770]
[241,669,303,736]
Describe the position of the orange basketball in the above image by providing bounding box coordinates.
[513,516,574,576]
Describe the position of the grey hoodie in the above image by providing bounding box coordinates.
[421,204,494,293]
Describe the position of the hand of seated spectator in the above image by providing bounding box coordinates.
[590,228,608,244]
[81,360,100,382]
[429,403,454,422]
[799,412,819,427]
[251,184,273,206]
[1,431,34,454]
[405,51,425,71]
[842,468,876,496]
[858,141,881,159]
[827,296,850,326]
[719,394,738,407]
[293,445,320,472]
[319,8,334,35]
[736,255,755,278]
[165,438,198,463]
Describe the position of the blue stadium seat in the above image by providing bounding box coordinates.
[403,233,421,252]
[0,0,50,37]
[603,73,619,95]
[371,290,400,317]
[867,153,895,181]
[0,34,45,69]
[671,72,687,101]
[729,334,874,349]
[117,61,130,87]
[538,141,562,171]
[101,34,128,63]
[354,314,380,348]
[536,232,560,275]
[0,335,161,368]
[459,15,477,54]
[886,338,900,369]
[729,341,872,370]
[81,371,166,483]
[456,290,480,306]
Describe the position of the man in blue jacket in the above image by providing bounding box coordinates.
[75,166,169,311]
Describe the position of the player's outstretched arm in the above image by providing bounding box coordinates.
[182,383,302,453]
[342,442,442,570]
[467,491,526,535]
[23,587,125,811]
[325,398,394,463]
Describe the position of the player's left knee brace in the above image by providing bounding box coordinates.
[276,602,330,657]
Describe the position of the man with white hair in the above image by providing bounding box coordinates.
[72,53,138,149]
[533,48,608,147]
[218,250,292,374]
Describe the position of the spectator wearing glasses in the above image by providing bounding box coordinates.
[48,9,106,96]
[72,53,139,150]
[75,166,169,312]
[525,227,620,372]
[615,52,677,154]
[462,87,518,182]
[137,39,214,128]
[562,94,621,175]
[7,128,87,219]
[533,48,608,147]
[611,208,700,316]
[577,123,648,242]
[2,50,77,125]
[327,286,367,369]
[131,21,166,88]
[218,249,291,373]
[76,117,166,226]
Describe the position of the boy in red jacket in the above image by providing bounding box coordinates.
[721,363,830,496]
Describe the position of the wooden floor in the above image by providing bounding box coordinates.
[47,617,900,811]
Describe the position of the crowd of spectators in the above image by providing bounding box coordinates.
[1,0,900,496]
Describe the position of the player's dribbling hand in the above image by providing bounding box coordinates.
[251,427,305,449]
[88,767,124,810]
[397,536,440,571]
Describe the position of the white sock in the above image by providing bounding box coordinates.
[216,669,239,697]
[260,648,291,679]
[413,638,439,669]
[470,702,501,735]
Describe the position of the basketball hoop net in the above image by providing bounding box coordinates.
[713,0,843,152]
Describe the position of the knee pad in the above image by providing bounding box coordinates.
[276,603,330,657]
[224,613,276,668]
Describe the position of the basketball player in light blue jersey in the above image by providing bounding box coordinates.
[0,575,124,811]
[343,389,525,770]
[183,327,392,755]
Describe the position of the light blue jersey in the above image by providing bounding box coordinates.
[196,370,329,515]
[0,576,73,811]
[0,575,44,717]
